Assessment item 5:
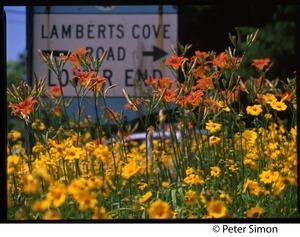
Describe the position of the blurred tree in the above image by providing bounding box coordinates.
[239,5,297,80]
[178,4,296,80]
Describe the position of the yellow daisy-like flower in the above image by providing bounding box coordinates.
[184,174,204,185]
[31,119,46,131]
[220,191,232,204]
[205,120,222,133]
[138,182,148,190]
[64,145,83,161]
[46,182,67,208]
[148,199,173,219]
[121,161,140,179]
[243,159,258,170]
[43,210,61,220]
[210,166,221,178]
[32,142,46,153]
[184,190,198,205]
[209,136,221,145]
[185,167,195,176]
[31,199,51,212]
[22,173,40,194]
[206,200,227,218]
[246,104,263,116]
[92,207,111,219]
[7,154,20,175]
[242,129,257,144]
[85,141,97,152]
[162,180,170,188]
[242,179,261,196]
[259,170,279,184]
[139,191,152,203]
[246,206,263,218]
[270,100,287,111]
[262,93,276,104]
[216,101,230,112]
[7,130,22,141]
[264,113,272,120]
[273,176,286,196]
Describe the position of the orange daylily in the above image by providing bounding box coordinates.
[195,76,214,91]
[158,87,179,103]
[251,58,270,71]
[9,96,38,118]
[191,50,210,65]
[145,76,175,89]
[213,52,240,69]
[51,106,61,117]
[72,69,95,87]
[89,75,107,92]
[46,84,63,98]
[69,46,89,68]
[164,55,188,70]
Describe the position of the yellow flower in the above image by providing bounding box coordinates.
[92,207,111,219]
[220,191,232,204]
[262,93,276,104]
[85,141,97,152]
[242,129,257,144]
[184,174,204,185]
[243,159,258,170]
[32,142,46,153]
[270,100,287,111]
[161,180,170,188]
[290,126,297,138]
[216,101,230,112]
[228,165,238,174]
[77,192,98,211]
[264,113,272,120]
[206,200,227,218]
[31,199,51,212]
[148,199,173,219]
[46,182,67,207]
[7,130,22,141]
[273,177,286,196]
[245,148,258,160]
[43,210,61,220]
[259,170,279,184]
[185,167,195,176]
[31,119,46,131]
[246,104,263,116]
[209,136,221,145]
[87,175,104,190]
[210,166,221,178]
[64,146,83,161]
[139,191,152,203]
[205,120,222,133]
[138,182,148,190]
[160,152,172,168]
[122,161,140,179]
[68,178,89,197]
[22,173,40,194]
[246,206,263,218]
[184,190,198,205]
[7,154,20,175]
[242,179,261,196]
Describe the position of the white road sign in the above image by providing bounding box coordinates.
[32,5,177,97]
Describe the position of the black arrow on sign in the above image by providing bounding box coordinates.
[143,46,168,62]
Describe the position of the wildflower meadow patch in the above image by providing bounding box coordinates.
[6,29,298,220]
